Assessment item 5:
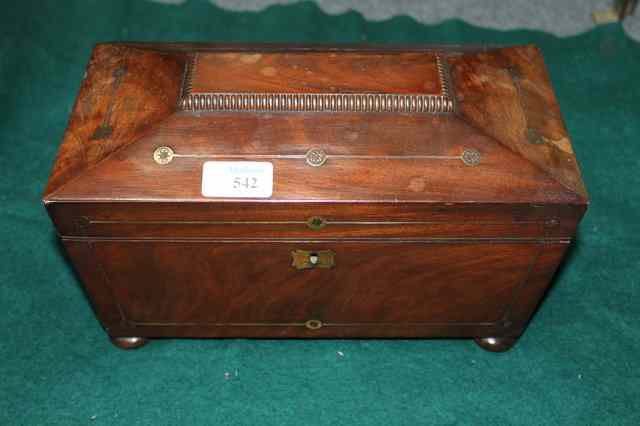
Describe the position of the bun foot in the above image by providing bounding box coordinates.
[474,336,517,352]
[110,336,148,350]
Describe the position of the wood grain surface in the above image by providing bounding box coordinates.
[43,43,588,350]
[44,45,186,198]
[450,45,588,198]
[191,51,443,94]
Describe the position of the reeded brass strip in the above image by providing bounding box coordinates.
[178,53,196,100]
[180,92,455,113]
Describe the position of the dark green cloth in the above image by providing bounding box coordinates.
[1,1,639,424]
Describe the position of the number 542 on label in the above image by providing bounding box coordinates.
[233,176,259,189]
[202,161,273,198]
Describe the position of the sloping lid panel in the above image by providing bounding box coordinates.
[43,44,185,198]
[44,44,587,206]
[449,45,587,198]
[47,112,582,204]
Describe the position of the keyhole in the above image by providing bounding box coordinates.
[309,253,319,265]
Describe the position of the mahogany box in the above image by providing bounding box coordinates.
[43,43,588,351]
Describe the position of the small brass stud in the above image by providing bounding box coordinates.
[153,146,174,165]
[461,148,481,166]
[305,148,327,167]
[306,216,327,230]
[74,216,90,234]
[305,319,323,330]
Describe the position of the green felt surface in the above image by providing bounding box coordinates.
[1,1,639,424]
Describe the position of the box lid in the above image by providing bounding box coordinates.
[43,43,588,206]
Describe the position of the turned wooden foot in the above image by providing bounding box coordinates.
[474,336,518,352]
[110,336,148,349]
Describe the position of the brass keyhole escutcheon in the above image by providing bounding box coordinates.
[305,319,323,330]
[291,249,336,270]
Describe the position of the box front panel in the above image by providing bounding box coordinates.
[81,240,542,335]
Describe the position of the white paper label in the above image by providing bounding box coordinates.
[201,161,274,198]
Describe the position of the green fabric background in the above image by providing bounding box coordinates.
[1,1,639,424]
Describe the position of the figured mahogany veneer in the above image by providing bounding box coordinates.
[43,43,588,351]
[190,51,444,94]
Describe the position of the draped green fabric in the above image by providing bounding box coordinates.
[1,1,639,424]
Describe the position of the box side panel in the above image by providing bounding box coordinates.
[450,45,588,200]
[43,44,186,199]
[63,240,124,328]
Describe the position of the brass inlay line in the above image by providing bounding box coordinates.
[153,146,481,166]
[64,236,569,244]
[127,320,506,327]
[175,153,306,159]
[89,219,549,226]
[173,153,462,160]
